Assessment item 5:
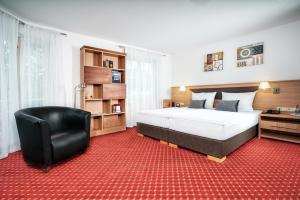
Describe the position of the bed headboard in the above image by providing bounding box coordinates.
[171,80,300,111]
[190,86,258,100]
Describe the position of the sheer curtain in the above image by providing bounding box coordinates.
[0,11,20,159]
[0,10,72,159]
[126,47,162,127]
[19,24,71,107]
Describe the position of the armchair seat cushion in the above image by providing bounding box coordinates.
[51,129,88,162]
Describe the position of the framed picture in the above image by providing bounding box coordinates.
[112,71,121,83]
[204,51,223,72]
[237,42,263,67]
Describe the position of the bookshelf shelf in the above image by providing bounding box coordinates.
[80,46,127,137]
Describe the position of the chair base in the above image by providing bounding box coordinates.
[42,166,51,173]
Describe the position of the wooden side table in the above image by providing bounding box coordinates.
[259,113,300,144]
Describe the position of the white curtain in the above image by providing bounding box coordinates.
[0,11,20,159]
[0,10,72,159]
[19,24,71,107]
[126,47,162,127]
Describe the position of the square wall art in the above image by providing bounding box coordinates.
[204,51,223,72]
[237,42,263,67]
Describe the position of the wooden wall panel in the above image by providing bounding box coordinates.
[84,66,112,84]
[171,80,300,111]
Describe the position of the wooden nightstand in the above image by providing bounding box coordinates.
[163,99,172,108]
[259,113,300,144]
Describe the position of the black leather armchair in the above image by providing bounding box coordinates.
[15,106,91,170]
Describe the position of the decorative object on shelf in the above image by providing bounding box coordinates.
[291,105,300,117]
[112,104,121,113]
[109,60,114,68]
[112,71,121,83]
[263,108,281,114]
[237,42,263,67]
[74,83,86,108]
[175,102,184,107]
[204,51,223,72]
[103,59,110,68]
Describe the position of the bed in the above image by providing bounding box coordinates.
[137,86,260,162]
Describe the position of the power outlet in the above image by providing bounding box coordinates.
[276,107,296,112]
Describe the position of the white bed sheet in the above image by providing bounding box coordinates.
[169,109,261,140]
[137,108,261,140]
[136,107,195,128]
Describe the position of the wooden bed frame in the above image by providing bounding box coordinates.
[137,80,300,163]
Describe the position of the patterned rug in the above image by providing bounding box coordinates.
[0,128,299,199]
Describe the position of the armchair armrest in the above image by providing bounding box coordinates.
[14,112,52,166]
[64,108,91,135]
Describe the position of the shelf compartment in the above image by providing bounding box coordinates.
[103,53,119,69]
[85,85,102,100]
[118,56,125,70]
[84,66,112,84]
[91,116,103,132]
[103,114,125,129]
[103,52,125,70]
[85,101,102,114]
[84,50,102,67]
[102,100,111,114]
[111,99,125,113]
[261,130,300,144]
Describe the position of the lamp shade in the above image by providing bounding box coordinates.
[179,86,186,92]
[259,81,271,90]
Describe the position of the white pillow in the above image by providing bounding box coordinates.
[222,92,256,112]
[192,92,217,109]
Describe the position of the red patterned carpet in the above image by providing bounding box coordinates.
[0,128,299,199]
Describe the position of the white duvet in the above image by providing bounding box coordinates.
[137,107,261,140]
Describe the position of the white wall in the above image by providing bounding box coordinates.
[62,32,172,108]
[172,20,300,87]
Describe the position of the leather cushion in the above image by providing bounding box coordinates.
[51,129,88,162]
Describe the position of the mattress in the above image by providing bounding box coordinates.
[136,107,195,128]
[137,108,261,140]
[169,109,261,140]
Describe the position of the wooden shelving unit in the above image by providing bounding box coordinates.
[80,46,126,137]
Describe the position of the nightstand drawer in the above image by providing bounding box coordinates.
[260,120,278,129]
[277,122,300,133]
[261,120,300,134]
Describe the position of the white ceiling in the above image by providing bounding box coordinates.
[1,0,300,53]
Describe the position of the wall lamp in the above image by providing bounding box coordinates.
[259,81,280,94]
[179,86,186,92]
